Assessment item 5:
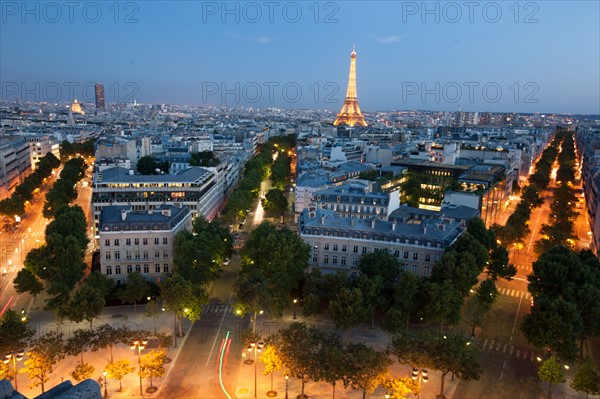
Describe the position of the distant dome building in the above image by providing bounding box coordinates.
[71,98,85,115]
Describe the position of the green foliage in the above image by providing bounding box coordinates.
[13,268,44,301]
[382,377,418,399]
[118,272,150,312]
[173,216,232,286]
[189,151,220,167]
[105,359,135,391]
[43,157,87,219]
[262,188,288,215]
[392,332,482,397]
[487,245,517,281]
[328,287,369,330]
[21,332,65,394]
[137,156,161,175]
[45,205,89,251]
[59,138,95,159]
[66,284,105,328]
[538,357,566,399]
[159,275,207,335]
[140,348,167,387]
[85,272,114,298]
[570,360,600,398]
[0,152,59,217]
[65,329,95,364]
[342,343,391,398]
[524,246,600,361]
[239,222,310,317]
[0,309,34,355]
[70,362,95,382]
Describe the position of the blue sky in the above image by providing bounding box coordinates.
[1,1,599,113]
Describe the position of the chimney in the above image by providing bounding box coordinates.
[371,218,376,229]
[438,223,445,231]
[121,209,127,221]
[392,220,396,230]
[321,215,326,225]
[423,226,427,235]
[162,209,171,217]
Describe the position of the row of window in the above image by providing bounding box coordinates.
[312,255,432,276]
[315,195,385,205]
[105,237,168,247]
[320,244,431,262]
[304,230,442,247]
[105,250,169,260]
[105,263,170,275]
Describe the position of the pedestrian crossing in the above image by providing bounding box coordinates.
[497,287,531,300]
[202,304,234,315]
[4,231,44,240]
[479,338,542,362]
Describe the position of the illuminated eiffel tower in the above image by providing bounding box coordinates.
[333,47,367,127]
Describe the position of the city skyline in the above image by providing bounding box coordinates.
[1,1,599,114]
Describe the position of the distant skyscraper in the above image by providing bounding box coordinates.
[333,47,367,127]
[95,84,106,109]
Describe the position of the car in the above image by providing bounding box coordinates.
[223,258,230,266]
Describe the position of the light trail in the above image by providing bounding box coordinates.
[219,331,233,399]
[0,295,13,317]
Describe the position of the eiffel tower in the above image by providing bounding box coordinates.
[333,47,367,127]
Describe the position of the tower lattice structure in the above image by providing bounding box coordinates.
[333,48,367,127]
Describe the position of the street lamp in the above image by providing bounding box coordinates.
[130,338,147,396]
[102,370,108,398]
[285,374,289,399]
[411,368,428,399]
[3,350,25,391]
[249,339,265,398]
[292,299,298,319]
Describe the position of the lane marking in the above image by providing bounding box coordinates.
[206,292,234,367]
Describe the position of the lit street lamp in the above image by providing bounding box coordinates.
[248,339,265,398]
[101,370,108,398]
[3,350,25,391]
[411,368,428,399]
[130,338,148,396]
[285,374,289,399]
[292,299,298,320]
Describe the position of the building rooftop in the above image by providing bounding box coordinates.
[99,204,190,232]
[96,166,210,184]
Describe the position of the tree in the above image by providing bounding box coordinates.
[92,324,138,363]
[262,189,288,215]
[159,275,206,337]
[342,343,391,399]
[466,217,494,249]
[328,287,369,332]
[45,205,89,251]
[383,271,420,334]
[137,156,160,175]
[0,309,34,355]
[65,329,95,365]
[241,222,310,317]
[419,279,464,333]
[140,348,167,389]
[276,323,324,398]
[118,272,150,313]
[570,360,600,399]
[85,271,114,298]
[13,268,44,304]
[70,362,94,382]
[392,332,482,398]
[313,331,346,399]
[105,359,135,392]
[66,284,105,329]
[145,299,161,335]
[538,357,566,399]
[20,332,65,394]
[260,344,284,395]
[487,245,517,281]
[382,377,418,399]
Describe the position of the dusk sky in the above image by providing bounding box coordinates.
[1,1,599,114]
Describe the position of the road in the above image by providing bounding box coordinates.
[0,178,53,317]
[452,143,592,398]
[0,163,94,318]
[157,181,270,399]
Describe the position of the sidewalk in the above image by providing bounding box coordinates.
[234,314,460,399]
[15,305,191,399]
